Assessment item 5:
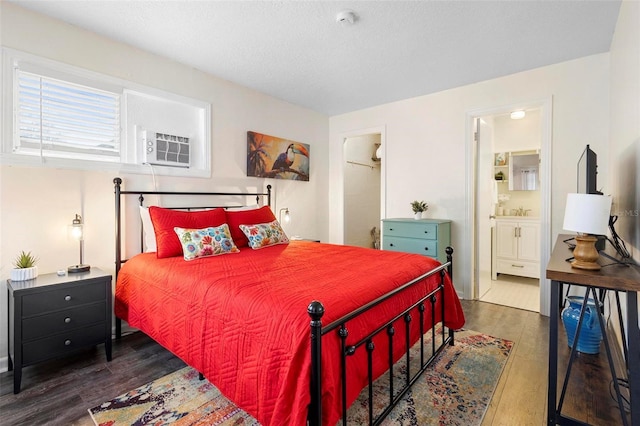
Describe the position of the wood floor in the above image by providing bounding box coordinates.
[0,301,627,425]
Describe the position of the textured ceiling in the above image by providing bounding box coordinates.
[8,0,622,115]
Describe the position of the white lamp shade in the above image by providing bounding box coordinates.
[562,193,612,235]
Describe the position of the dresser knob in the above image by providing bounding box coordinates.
[64,317,71,324]
[64,340,72,346]
[424,247,429,251]
[390,243,394,247]
[64,295,72,301]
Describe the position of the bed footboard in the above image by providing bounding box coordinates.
[308,247,455,426]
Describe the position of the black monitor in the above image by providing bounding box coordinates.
[577,145,601,194]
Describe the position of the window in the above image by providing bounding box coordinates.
[2,48,211,177]
[16,70,121,161]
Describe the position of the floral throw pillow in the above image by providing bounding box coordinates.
[239,220,289,250]
[173,224,240,260]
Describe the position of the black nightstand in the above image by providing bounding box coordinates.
[6,268,112,394]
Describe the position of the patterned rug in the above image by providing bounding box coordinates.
[89,329,512,426]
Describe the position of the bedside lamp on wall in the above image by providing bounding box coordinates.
[562,193,612,271]
[279,208,290,225]
[68,214,90,273]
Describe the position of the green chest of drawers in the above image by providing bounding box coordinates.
[382,218,451,263]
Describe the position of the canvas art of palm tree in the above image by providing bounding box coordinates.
[247,131,310,181]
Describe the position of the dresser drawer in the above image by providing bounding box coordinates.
[383,236,438,257]
[22,323,106,365]
[383,221,438,240]
[22,302,106,341]
[22,282,105,317]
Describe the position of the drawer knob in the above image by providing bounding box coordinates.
[64,317,71,324]
[389,228,394,231]
[64,339,72,346]
[424,231,429,234]
[64,295,72,301]
[424,247,429,251]
[390,243,394,247]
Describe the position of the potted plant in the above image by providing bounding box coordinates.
[410,200,428,220]
[11,250,38,281]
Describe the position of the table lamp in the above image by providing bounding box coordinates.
[279,207,290,225]
[562,193,611,270]
[68,214,90,273]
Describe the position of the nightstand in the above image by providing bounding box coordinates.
[6,268,112,394]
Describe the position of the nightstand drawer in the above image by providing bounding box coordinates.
[383,221,438,240]
[383,236,438,257]
[22,282,105,317]
[22,324,106,365]
[22,302,106,341]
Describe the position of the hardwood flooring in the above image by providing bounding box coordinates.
[0,301,627,425]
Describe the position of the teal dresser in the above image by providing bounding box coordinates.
[382,218,451,264]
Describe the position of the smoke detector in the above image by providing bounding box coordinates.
[336,10,356,25]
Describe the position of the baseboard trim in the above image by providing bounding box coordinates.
[0,356,9,373]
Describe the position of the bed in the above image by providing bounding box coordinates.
[113,177,465,426]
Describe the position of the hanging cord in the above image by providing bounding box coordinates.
[144,162,158,192]
[143,162,160,205]
[605,215,638,268]
[608,215,630,258]
[610,378,630,413]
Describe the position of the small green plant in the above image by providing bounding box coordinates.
[13,250,38,269]
[410,200,428,213]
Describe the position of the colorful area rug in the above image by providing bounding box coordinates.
[89,329,512,426]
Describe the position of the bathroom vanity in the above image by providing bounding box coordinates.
[493,216,540,279]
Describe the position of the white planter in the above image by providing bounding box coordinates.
[414,212,422,220]
[10,266,38,281]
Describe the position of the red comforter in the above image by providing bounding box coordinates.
[115,241,465,425]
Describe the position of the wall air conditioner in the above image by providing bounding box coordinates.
[143,130,190,168]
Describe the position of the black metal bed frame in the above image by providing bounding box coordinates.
[113,177,455,426]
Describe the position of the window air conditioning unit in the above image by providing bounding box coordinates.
[143,130,190,168]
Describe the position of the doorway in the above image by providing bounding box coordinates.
[478,110,542,312]
[343,133,382,248]
[466,98,553,316]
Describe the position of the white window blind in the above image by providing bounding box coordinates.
[16,70,120,159]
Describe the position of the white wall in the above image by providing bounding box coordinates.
[493,109,542,153]
[329,54,610,295]
[607,0,640,355]
[493,111,542,217]
[0,3,329,370]
[609,0,639,260]
[344,134,381,248]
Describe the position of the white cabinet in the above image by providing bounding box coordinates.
[494,218,540,279]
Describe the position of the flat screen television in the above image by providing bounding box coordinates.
[577,144,601,194]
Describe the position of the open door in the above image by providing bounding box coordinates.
[476,117,495,299]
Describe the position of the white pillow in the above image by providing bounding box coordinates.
[139,206,157,252]
[227,204,260,211]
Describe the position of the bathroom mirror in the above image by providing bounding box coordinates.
[509,153,539,191]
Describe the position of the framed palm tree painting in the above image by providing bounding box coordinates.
[247,131,310,181]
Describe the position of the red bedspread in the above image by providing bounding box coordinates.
[115,241,465,425]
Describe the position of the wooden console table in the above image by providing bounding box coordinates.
[547,234,640,425]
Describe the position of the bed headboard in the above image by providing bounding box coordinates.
[113,177,272,276]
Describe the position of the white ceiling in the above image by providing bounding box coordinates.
[9,0,622,116]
